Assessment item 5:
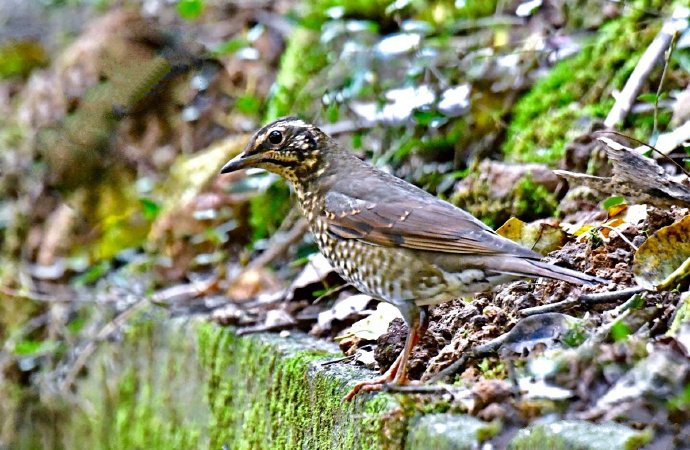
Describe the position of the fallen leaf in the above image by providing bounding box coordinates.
[285,253,335,301]
[497,217,567,256]
[317,294,374,330]
[555,137,690,208]
[633,215,690,290]
[336,302,402,342]
[226,267,281,302]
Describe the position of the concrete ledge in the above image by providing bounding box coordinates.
[50,317,652,450]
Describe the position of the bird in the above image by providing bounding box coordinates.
[220,117,603,401]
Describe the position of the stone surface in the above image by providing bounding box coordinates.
[12,314,655,450]
[406,413,500,450]
[509,420,653,450]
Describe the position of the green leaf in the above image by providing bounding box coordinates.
[326,103,339,123]
[235,94,260,114]
[668,383,690,411]
[176,0,204,20]
[351,133,363,149]
[14,339,58,356]
[72,260,111,286]
[610,320,631,342]
[212,37,250,55]
[602,195,626,210]
[139,197,161,221]
[636,92,659,103]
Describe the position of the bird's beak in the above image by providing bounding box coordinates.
[220,151,261,174]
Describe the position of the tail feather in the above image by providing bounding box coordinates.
[490,257,604,286]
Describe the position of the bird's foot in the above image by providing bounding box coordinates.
[343,359,415,400]
[343,376,392,401]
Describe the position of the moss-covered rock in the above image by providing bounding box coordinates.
[1,314,669,449]
[407,413,500,450]
[451,160,559,227]
[197,323,402,450]
[509,420,653,450]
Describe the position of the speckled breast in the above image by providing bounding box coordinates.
[310,217,450,305]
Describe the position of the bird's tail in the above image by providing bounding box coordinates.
[489,256,604,286]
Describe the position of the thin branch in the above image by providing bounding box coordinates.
[520,286,646,316]
[599,224,638,251]
[245,215,309,272]
[0,284,77,303]
[60,299,150,393]
[653,29,679,138]
[604,9,688,128]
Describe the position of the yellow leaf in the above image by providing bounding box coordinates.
[497,217,567,256]
[633,215,690,290]
[607,203,628,218]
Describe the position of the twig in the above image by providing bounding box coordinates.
[321,355,356,366]
[579,286,646,303]
[60,299,150,393]
[427,337,506,383]
[604,9,688,128]
[383,383,459,395]
[150,277,218,306]
[599,224,638,251]
[245,215,309,272]
[313,283,349,304]
[519,286,646,316]
[653,29,678,138]
[0,284,76,303]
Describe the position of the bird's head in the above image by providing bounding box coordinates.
[220,117,330,184]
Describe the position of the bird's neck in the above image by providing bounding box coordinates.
[291,162,330,220]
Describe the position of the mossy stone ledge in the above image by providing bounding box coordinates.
[28,316,655,450]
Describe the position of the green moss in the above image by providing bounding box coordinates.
[265,27,329,121]
[504,1,668,164]
[197,324,404,449]
[513,175,558,219]
[451,173,557,228]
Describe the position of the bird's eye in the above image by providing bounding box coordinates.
[268,130,283,145]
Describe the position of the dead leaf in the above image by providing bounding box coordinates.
[285,253,335,301]
[496,217,567,256]
[633,215,690,290]
[317,294,374,330]
[226,267,281,302]
[336,302,402,342]
[606,202,628,218]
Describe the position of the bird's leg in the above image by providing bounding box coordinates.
[343,306,429,401]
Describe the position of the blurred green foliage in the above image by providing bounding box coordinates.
[0,41,47,79]
[249,182,293,242]
[177,0,204,20]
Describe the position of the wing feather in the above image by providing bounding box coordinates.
[323,187,538,258]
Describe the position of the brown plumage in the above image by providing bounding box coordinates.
[221,117,603,400]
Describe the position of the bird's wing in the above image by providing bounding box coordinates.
[323,186,538,257]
